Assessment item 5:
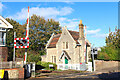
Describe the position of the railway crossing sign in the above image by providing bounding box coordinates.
[14,37,29,48]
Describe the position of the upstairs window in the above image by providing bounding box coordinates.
[0,30,6,46]
[63,42,69,49]
[66,42,68,49]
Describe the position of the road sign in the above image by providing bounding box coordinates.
[91,48,97,54]
[14,37,29,48]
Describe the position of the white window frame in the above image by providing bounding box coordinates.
[0,28,6,46]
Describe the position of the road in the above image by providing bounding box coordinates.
[27,71,120,80]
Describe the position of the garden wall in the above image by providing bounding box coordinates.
[4,68,24,79]
[95,60,120,72]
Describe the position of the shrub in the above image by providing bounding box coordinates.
[97,47,120,60]
[27,54,41,63]
[37,61,57,70]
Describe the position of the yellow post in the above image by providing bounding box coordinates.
[0,69,4,79]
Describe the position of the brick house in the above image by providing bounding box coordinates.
[41,20,91,70]
[0,16,13,61]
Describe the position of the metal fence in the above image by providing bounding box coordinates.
[0,61,23,69]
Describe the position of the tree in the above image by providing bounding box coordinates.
[98,27,120,60]
[6,14,61,61]
[28,14,61,53]
[6,18,24,60]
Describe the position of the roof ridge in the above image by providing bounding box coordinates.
[68,30,79,33]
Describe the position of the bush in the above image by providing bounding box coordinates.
[37,61,57,70]
[27,54,41,63]
[97,47,120,60]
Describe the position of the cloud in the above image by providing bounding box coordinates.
[58,17,67,22]
[64,1,74,4]
[59,7,73,16]
[0,2,3,13]
[86,29,101,34]
[59,18,79,31]
[7,6,73,20]
[91,33,109,38]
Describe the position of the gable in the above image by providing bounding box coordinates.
[47,28,91,48]
[59,50,71,60]
[0,16,13,28]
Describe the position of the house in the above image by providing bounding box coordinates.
[41,20,91,70]
[0,16,13,61]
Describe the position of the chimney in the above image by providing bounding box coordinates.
[79,20,84,39]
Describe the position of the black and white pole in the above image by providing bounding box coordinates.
[91,47,97,71]
[92,49,95,71]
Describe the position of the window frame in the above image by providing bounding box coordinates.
[62,42,69,50]
[0,28,6,46]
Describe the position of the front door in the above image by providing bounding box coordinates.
[65,57,68,64]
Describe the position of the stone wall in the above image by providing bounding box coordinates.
[4,68,24,79]
[95,60,120,72]
[0,47,8,61]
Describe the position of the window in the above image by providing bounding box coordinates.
[66,42,68,49]
[52,56,56,63]
[54,56,56,63]
[63,42,69,49]
[52,56,53,63]
[0,32,6,46]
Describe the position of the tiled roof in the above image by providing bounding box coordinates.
[47,30,80,48]
[68,30,79,44]
[47,34,61,48]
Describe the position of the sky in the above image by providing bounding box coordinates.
[0,1,118,47]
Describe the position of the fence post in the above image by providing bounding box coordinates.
[10,61,12,68]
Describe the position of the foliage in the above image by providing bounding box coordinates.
[27,54,41,63]
[6,18,24,60]
[37,61,57,70]
[98,27,120,60]
[28,14,61,52]
[6,14,61,61]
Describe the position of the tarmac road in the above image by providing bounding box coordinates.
[27,72,120,80]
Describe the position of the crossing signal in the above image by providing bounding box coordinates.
[14,38,29,48]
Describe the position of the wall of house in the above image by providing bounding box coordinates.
[74,46,81,64]
[45,48,57,63]
[78,39,85,63]
[0,47,8,61]
[57,27,76,64]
